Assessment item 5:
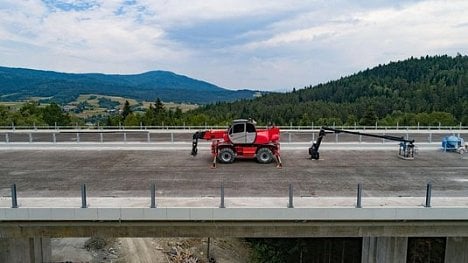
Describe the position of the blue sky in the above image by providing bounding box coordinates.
[1,0,467,91]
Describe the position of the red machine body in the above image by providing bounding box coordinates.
[191,119,281,167]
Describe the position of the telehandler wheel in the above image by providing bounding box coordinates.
[217,148,236,163]
[256,147,274,164]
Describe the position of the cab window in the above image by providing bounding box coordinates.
[246,123,256,133]
[233,123,245,133]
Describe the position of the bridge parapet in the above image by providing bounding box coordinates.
[1,197,468,222]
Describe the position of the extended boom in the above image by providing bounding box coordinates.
[309,127,415,160]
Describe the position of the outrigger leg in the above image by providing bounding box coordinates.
[211,155,217,169]
[275,153,283,169]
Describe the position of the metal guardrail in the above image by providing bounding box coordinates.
[0,123,467,131]
[0,129,466,144]
[4,182,436,209]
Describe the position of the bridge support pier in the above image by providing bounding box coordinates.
[361,236,407,263]
[0,237,51,263]
[445,237,468,263]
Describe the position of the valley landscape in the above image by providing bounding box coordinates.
[1,1,468,262]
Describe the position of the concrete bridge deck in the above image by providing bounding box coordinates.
[0,140,467,262]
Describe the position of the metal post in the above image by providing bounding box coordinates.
[288,133,291,143]
[288,184,294,208]
[100,133,103,143]
[76,133,80,143]
[171,132,174,143]
[425,183,432,208]
[123,132,127,143]
[335,133,338,143]
[147,133,151,142]
[33,122,37,131]
[81,184,87,208]
[459,122,462,138]
[29,133,32,143]
[207,237,211,260]
[140,122,143,130]
[359,135,362,143]
[219,182,225,208]
[11,184,18,208]
[54,122,57,130]
[11,122,15,131]
[429,132,432,143]
[5,133,9,143]
[52,133,56,143]
[356,184,362,208]
[150,184,156,208]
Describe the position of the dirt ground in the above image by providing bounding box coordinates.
[52,237,251,263]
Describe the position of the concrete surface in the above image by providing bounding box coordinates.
[362,237,407,263]
[0,237,51,263]
[1,196,468,208]
[0,132,465,263]
[2,205,468,221]
[445,237,468,263]
[0,141,443,151]
[4,220,468,238]
[0,150,466,199]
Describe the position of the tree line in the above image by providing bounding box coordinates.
[0,101,73,126]
[1,55,467,127]
[183,55,467,126]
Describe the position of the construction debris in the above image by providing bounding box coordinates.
[168,246,200,263]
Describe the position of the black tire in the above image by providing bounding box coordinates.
[217,148,236,163]
[256,147,274,164]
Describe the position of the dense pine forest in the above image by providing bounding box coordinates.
[186,55,468,126]
[1,55,467,126]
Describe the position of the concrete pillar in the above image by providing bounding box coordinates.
[362,237,407,263]
[445,237,468,263]
[0,237,51,263]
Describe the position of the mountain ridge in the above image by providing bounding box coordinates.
[0,66,259,104]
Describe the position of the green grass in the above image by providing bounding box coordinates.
[68,94,198,118]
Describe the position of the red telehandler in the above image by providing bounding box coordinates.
[191,119,282,168]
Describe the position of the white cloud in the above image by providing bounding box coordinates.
[140,0,304,26]
[0,0,468,90]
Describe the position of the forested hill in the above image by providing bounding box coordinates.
[0,67,257,104]
[189,55,468,126]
